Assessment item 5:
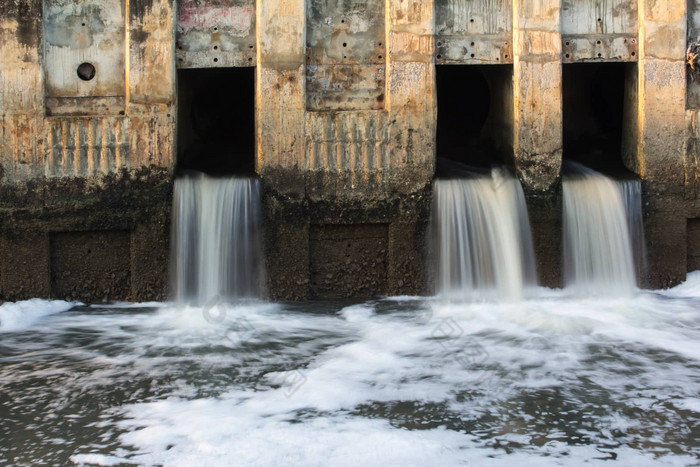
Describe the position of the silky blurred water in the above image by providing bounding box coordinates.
[1,279,699,466]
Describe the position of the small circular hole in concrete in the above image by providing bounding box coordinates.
[249,45,253,49]
[119,110,125,115]
[436,54,442,59]
[597,18,602,22]
[248,57,253,61]
[378,55,382,59]
[470,18,474,23]
[213,45,218,50]
[597,40,601,45]
[81,22,86,26]
[77,62,96,81]
[631,52,636,56]
[471,42,475,46]
[378,42,382,46]
[342,42,347,47]
[504,54,508,58]
[341,19,345,23]
[565,53,570,58]
[597,53,602,57]
[471,53,475,58]
[565,41,570,46]
[213,58,218,62]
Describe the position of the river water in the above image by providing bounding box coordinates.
[1,277,699,466]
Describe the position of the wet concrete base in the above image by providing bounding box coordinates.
[0,171,697,303]
[263,171,431,301]
[0,168,172,302]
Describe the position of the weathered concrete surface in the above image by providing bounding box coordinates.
[3,0,700,301]
[0,168,172,301]
[0,0,175,301]
[513,0,563,193]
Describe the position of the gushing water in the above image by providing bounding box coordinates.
[432,168,537,300]
[171,173,265,304]
[563,164,640,296]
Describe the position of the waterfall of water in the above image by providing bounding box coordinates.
[619,179,647,280]
[171,173,266,304]
[563,164,640,296]
[432,168,538,301]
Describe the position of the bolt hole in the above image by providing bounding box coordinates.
[436,54,442,59]
[471,42,475,46]
[213,58,218,62]
[214,27,218,31]
[565,41,570,46]
[119,110,125,115]
[470,18,474,23]
[631,51,636,56]
[565,53,570,58]
[597,53,602,57]
[249,45,254,49]
[248,57,253,61]
[597,18,602,22]
[77,62,96,81]
[378,55,382,59]
[341,19,345,23]
[597,40,601,45]
[470,53,475,58]
[378,42,382,46]
[504,54,508,58]
[342,42,347,47]
[213,45,218,50]
[81,22,86,26]
[343,55,347,59]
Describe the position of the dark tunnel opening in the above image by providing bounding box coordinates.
[435,65,514,174]
[176,67,256,175]
[562,62,631,174]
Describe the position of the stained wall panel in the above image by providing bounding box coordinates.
[434,0,513,64]
[561,0,638,62]
[306,0,386,111]
[43,0,126,115]
[176,0,256,68]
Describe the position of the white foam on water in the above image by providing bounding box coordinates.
[1,282,699,465]
[0,299,76,332]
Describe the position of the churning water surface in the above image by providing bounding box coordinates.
[1,277,700,466]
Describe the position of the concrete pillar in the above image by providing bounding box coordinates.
[635,1,688,287]
[513,0,563,191]
[388,0,435,193]
[632,0,686,183]
[513,0,563,287]
[256,0,306,193]
[256,0,310,300]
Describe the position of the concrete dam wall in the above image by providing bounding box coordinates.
[1,0,699,302]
